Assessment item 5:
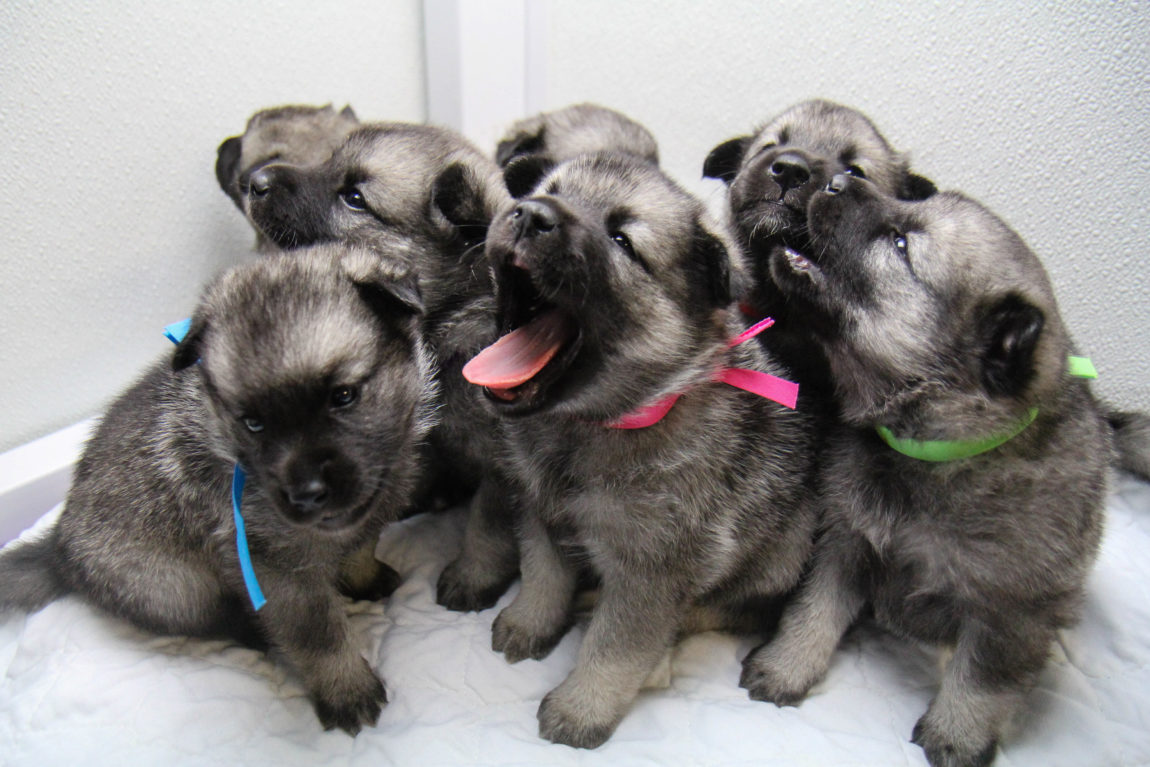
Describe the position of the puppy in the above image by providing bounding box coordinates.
[0,245,436,735]
[495,103,659,197]
[704,99,936,393]
[241,123,522,611]
[215,104,360,249]
[466,154,818,748]
[742,174,1111,767]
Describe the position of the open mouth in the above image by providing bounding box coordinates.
[770,246,826,296]
[462,262,582,413]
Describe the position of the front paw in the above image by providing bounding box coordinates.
[739,641,818,706]
[491,607,568,663]
[911,713,997,767]
[537,682,620,749]
[311,660,387,736]
[436,558,515,612]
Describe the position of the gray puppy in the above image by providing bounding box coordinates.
[743,173,1113,767]
[704,100,936,394]
[0,245,436,735]
[241,123,522,612]
[466,153,818,748]
[495,103,659,197]
[216,103,360,249]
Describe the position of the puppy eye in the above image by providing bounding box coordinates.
[331,385,358,408]
[611,231,636,256]
[242,416,264,433]
[845,165,868,179]
[892,232,909,255]
[340,187,367,211]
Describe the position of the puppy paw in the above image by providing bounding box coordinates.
[738,642,818,706]
[491,608,567,663]
[436,558,515,612]
[537,682,620,749]
[311,662,388,736]
[911,714,997,767]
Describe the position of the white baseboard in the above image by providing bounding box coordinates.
[0,419,94,545]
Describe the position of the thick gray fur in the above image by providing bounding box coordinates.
[704,99,936,396]
[0,245,437,736]
[241,122,524,612]
[482,154,818,748]
[746,174,1112,767]
[215,103,360,250]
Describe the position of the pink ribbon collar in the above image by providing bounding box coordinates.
[603,317,800,429]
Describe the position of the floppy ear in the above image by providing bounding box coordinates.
[979,293,1045,397]
[702,136,750,184]
[431,163,495,246]
[687,227,733,310]
[898,171,937,201]
[343,249,424,332]
[215,136,243,206]
[495,127,546,168]
[172,316,209,371]
[339,104,358,122]
[502,155,554,199]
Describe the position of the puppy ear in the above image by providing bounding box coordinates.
[339,105,358,122]
[898,172,937,201]
[215,136,243,205]
[688,227,733,310]
[343,249,424,322]
[172,316,208,371]
[503,155,554,199]
[431,162,493,245]
[495,127,546,168]
[979,293,1045,397]
[702,136,750,183]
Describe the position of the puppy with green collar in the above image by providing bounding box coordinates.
[745,173,1115,767]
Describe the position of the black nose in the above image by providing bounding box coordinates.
[248,169,272,198]
[769,152,811,192]
[287,477,329,514]
[826,174,850,195]
[512,199,559,238]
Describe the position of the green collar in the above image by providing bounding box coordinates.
[875,356,1097,463]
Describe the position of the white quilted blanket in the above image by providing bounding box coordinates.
[2,475,1149,767]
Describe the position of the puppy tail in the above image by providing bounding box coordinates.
[1109,409,1150,482]
[0,529,68,613]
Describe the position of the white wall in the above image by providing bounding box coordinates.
[538,0,1150,413]
[0,0,426,452]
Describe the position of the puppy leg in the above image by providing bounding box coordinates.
[740,530,866,704]
[338,542,401,602]
[437,475,519,611]
[491,511,576,662]
[257,571,386,736]
[911,618,1054,767]
[537,569,681,749]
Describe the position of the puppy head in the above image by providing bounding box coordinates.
[215,103,359,210]
[244,123,509,262]
[771,174,1068,431]
[704,100,935,311]
[470,153,740,419]
[496,103,660,197]
[174,244,435,532]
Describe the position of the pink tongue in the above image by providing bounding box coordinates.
[463,310,572,389]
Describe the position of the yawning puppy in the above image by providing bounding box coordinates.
[743,174,1111,767]
[704,100,936,393]
[0,245,435,735]
[466,153,818,748]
